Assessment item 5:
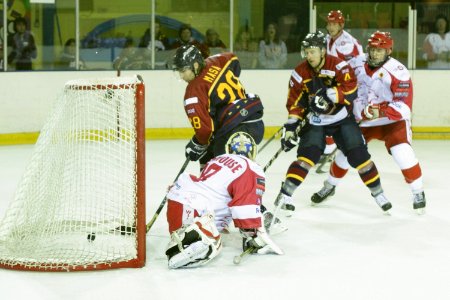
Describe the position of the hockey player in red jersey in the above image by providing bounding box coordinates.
[311,31,426,212]
[172,45,264,169]
[318,10,365,167]
[165,132,283,269]
[326,10,363,62]
[274,31,392,215]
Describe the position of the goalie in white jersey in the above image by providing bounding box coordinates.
[311,31,426,212]
[165,132,283,269]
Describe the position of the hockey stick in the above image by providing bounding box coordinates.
[263,147,283,172]
[146,158,190,233]
[258,127,283,153]
[315,148,337,174]
[233,246,256,265]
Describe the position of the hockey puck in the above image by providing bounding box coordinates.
[87,233,96,242]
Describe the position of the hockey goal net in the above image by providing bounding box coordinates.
[0,76,146,271]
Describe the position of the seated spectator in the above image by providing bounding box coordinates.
[113,38,148,70]
[203,28,226,55]
[422,14,450,69]
[258,22,287,69]
[234,26,258,69]
[55,38,86,70]
[170,24,210,58]
[7,17,37,70]
[138,18,169,51]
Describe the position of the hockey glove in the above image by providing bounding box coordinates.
[185,136,208,161]
[310,92,335,115]
[240,228,284,255]
[361,102,389,120]
[281,120,301,152]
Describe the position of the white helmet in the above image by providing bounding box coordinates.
[225,132,257,160]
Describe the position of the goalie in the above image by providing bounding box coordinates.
[165,132,283,269]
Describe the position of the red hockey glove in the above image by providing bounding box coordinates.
[361,102,389,120]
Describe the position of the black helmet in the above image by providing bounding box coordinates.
[301,31,327,50]
[172,45,205,74]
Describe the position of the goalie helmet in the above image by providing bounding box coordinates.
[327,10,345,24]
[172,45,205,74]
[226,132,257,161]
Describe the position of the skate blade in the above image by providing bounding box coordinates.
[415,208,426,215]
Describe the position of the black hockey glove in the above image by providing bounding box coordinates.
[281,120,301,152]
[185,136,208,161]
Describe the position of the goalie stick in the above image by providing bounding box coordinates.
[258,127,283,154]
[233,246,256,265]
[146,158,190,233]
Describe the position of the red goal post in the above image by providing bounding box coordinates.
[0,76,146,271]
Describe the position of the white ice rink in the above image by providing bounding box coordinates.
[1,139,449,300]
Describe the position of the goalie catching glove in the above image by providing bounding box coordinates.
[281,119,302,152]
[185,136,208,161]
[240,227,284,255]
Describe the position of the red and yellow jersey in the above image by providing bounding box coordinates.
[286,54,357,125]
[183,53,263,145]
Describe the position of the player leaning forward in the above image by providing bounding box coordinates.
[172,45,264,169]
[312,31,426,212]
[274,31,392,213]
[165,132,283,269]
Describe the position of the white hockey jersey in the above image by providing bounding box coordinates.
[326,30,363,62]
[167,154,265,232]
[350,54,413,127]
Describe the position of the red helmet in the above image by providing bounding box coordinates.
[367,31,393,50]
[327,10,345,24]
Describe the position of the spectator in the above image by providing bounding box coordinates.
[8,17,37,70]
[138,18,169,51]
[55,38,86,70]
[422,14,450,69]
[113,38,147,70]
[203,28,226,55]
[258,22,287,68]
[234,26,258,68]
[0,44,4,71]
[170,24,210,58]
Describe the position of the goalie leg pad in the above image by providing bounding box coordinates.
[166,213,222,269]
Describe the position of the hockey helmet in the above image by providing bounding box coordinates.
[367,31,393,50]
[225,132,257,160]
[301,31,327,50]
[172,45,205,73]
[327,10,345,24]
[367,31,393,67]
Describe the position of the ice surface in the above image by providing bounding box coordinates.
[1,139,449,300]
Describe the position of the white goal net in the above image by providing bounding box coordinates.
[0,76,146,271]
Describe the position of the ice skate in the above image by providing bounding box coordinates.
[274,193,295,217]
[413,191,426,215]
[311,181,336,204]
[372,192,392,212]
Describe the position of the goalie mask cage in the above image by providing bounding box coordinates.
[0,76,146,271]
